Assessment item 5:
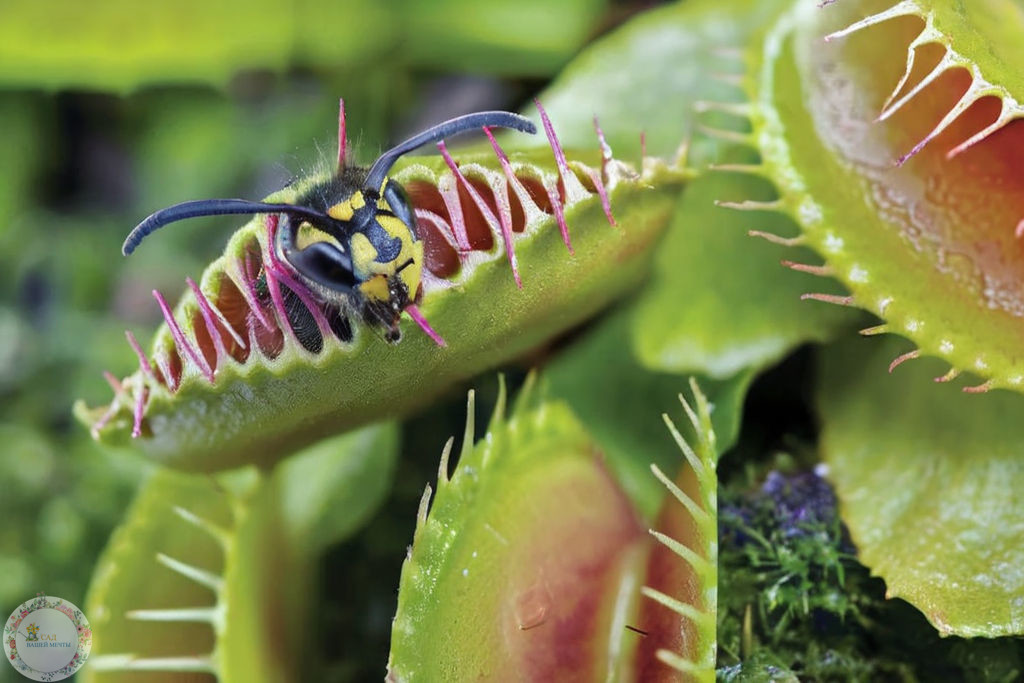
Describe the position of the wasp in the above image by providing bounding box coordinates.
[123,107,537,343]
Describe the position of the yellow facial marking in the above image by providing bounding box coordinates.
[359,275,390,303]
[350,232,379,279]
[368,214,423,291]
[295,223,344,251]
[377,215,409,242]
[329,202,353,221]
[328,191,366,222]
[399,241,424,296]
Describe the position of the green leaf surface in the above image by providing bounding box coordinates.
[277,421,399,551]
[219,472,306,683]
[388,380,649,681]
[631,168,857,378]
[818,337,1024,637]
[544,309,751,521]
[523,0,791,161]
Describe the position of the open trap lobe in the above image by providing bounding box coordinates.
[94,103,628,440]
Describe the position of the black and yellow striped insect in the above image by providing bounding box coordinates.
[123,106,536,343]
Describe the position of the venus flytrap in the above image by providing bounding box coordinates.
[726,0,1024,392]
[387,377,720,681]
[819,337,1024,637]
[388,377,648,680]
[82,424,397,683]
[695,0,1024,638]
[75,106,689,472]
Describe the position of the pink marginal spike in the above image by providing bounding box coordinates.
[800,293,855,306]
[481,125,532,202]
[264,214,286,271]
[888,349,921,374]
[585,166,617,228]
[125,330,156,381]
[590,118,617,227]
[90,403,118,438]
[963,380,994,394]
[483,124,573,254]
[208,290,247,349]
[262,263,295,341]
[187,277,228,364]
[103,370,123,394]
[535,99,571,186]
[593,116,612,180]
[481,128,530,285]
[534,99,588,205]
[543,179,573,255]
[184,274,247,351]
[263,215,334,339]
[132,385,148,438]
[337,98,347,172]
[153,289,215,384]
[153,349,179,392]
[240,250,274,331]
[437,140,522,288]
[405,304,446,347]
[437,173,473,252]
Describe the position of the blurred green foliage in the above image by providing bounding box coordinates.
[0,0,606,91]
[5,0,1024,680]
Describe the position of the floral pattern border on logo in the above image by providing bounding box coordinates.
[4,594,92,682]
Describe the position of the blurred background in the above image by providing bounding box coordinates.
[0,1,663,678]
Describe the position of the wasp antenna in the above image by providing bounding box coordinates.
[363,111,537,194]
[123,199,339,256]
